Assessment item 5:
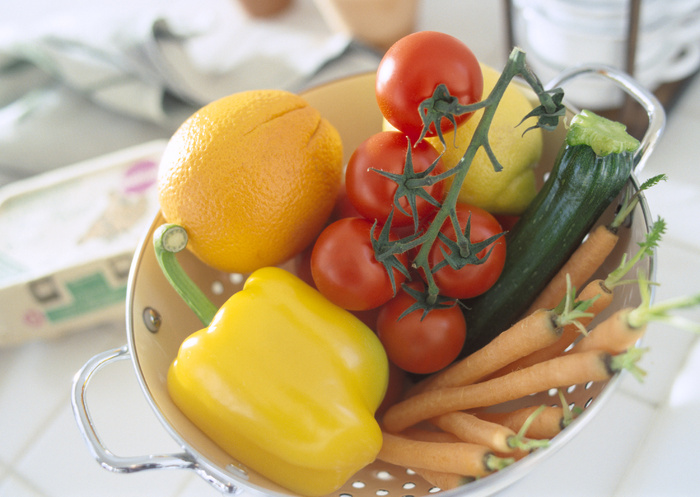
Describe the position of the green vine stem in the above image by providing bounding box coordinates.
[153,223,219,326]
[406,47,565,304]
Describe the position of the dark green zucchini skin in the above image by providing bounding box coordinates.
[460,143,634,355]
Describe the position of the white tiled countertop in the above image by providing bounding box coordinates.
[1,1,700,497]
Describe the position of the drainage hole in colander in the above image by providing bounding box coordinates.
[376,489,390,496]
[352,481,366,489]
[211,280,225,295]
[375,471,394,481]
[230,273,245,285]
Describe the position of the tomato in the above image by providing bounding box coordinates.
[376,31,483,143]
[377,283,466,374]
[329,181,362,221]
[345,131,445,228]
[425,203,506,299]
[311,217,408,311]
[494,213,520,231]
[293,244,315,289]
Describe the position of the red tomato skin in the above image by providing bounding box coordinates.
[294,244,315,289]
[376,31,483,143]
[310,217,408,311]
[345,131,445,228]
[426,203,506,300]
[329,181,362,221]
[494,213,520,231]
[377,284,466,375]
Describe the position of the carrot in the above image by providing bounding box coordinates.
[412,468,474,490]
[570,307,644,355]
[489,217,666,378]
[524,175,667,316]
[431,411,549,454]
[476,403,576,440]
[525,223,619,315]
[378,432,513,478]
[409,298,593,395]
[382,348,645,433]
[572,275,700,355]
[397,429,503,481]
[400,427,461,443]
[487,278,613,378]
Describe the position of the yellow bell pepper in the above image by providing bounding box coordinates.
[154,225,388,496]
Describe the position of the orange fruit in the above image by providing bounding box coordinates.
[157,90,344,274]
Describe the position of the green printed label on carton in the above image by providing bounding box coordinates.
[45,272,126,323]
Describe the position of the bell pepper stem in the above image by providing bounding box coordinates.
[153,223,219,326]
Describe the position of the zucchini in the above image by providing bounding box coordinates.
[460,110,640,354]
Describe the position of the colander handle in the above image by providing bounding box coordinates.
[71,346,236,493]
[544,64,666,175]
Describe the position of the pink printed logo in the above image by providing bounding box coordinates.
[123,160,158,195]
[23,309,46,327]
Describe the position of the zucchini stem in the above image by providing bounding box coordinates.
[566,109,640,156]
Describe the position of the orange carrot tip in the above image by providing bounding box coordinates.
[413,468,475,490]
[606,217,665,290]
[610,174,667,230]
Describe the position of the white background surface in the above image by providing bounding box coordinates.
[1,1,700,496]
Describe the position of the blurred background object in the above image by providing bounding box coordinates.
[506,0,700,115]
[313,0,419,51]
[236,0,293,17]
[0,0,378,185]
[2,2,700,497]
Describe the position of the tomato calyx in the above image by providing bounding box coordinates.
[417,83,487,146]
[396,282,459,321]
[370,212,412,296]
[518,85,566,133]
[381,48,565,306]
[370,140,445,231]
[432,209,506,273]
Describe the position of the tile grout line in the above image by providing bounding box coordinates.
[612,334,700,497]
[609,405,666,497]
[0,459,9,484]
[3,389,76,497]
[1,467,52,497]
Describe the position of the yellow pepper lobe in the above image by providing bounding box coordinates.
[167,267,389,496]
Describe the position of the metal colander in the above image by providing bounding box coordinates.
[72,65,664,497]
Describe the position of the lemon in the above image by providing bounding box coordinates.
[384,63,543,215]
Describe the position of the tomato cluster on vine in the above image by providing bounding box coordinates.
[306,32,509,375]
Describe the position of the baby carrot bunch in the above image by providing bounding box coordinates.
[377,204,700,487]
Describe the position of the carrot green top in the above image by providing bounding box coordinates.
[566,109,640,156]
